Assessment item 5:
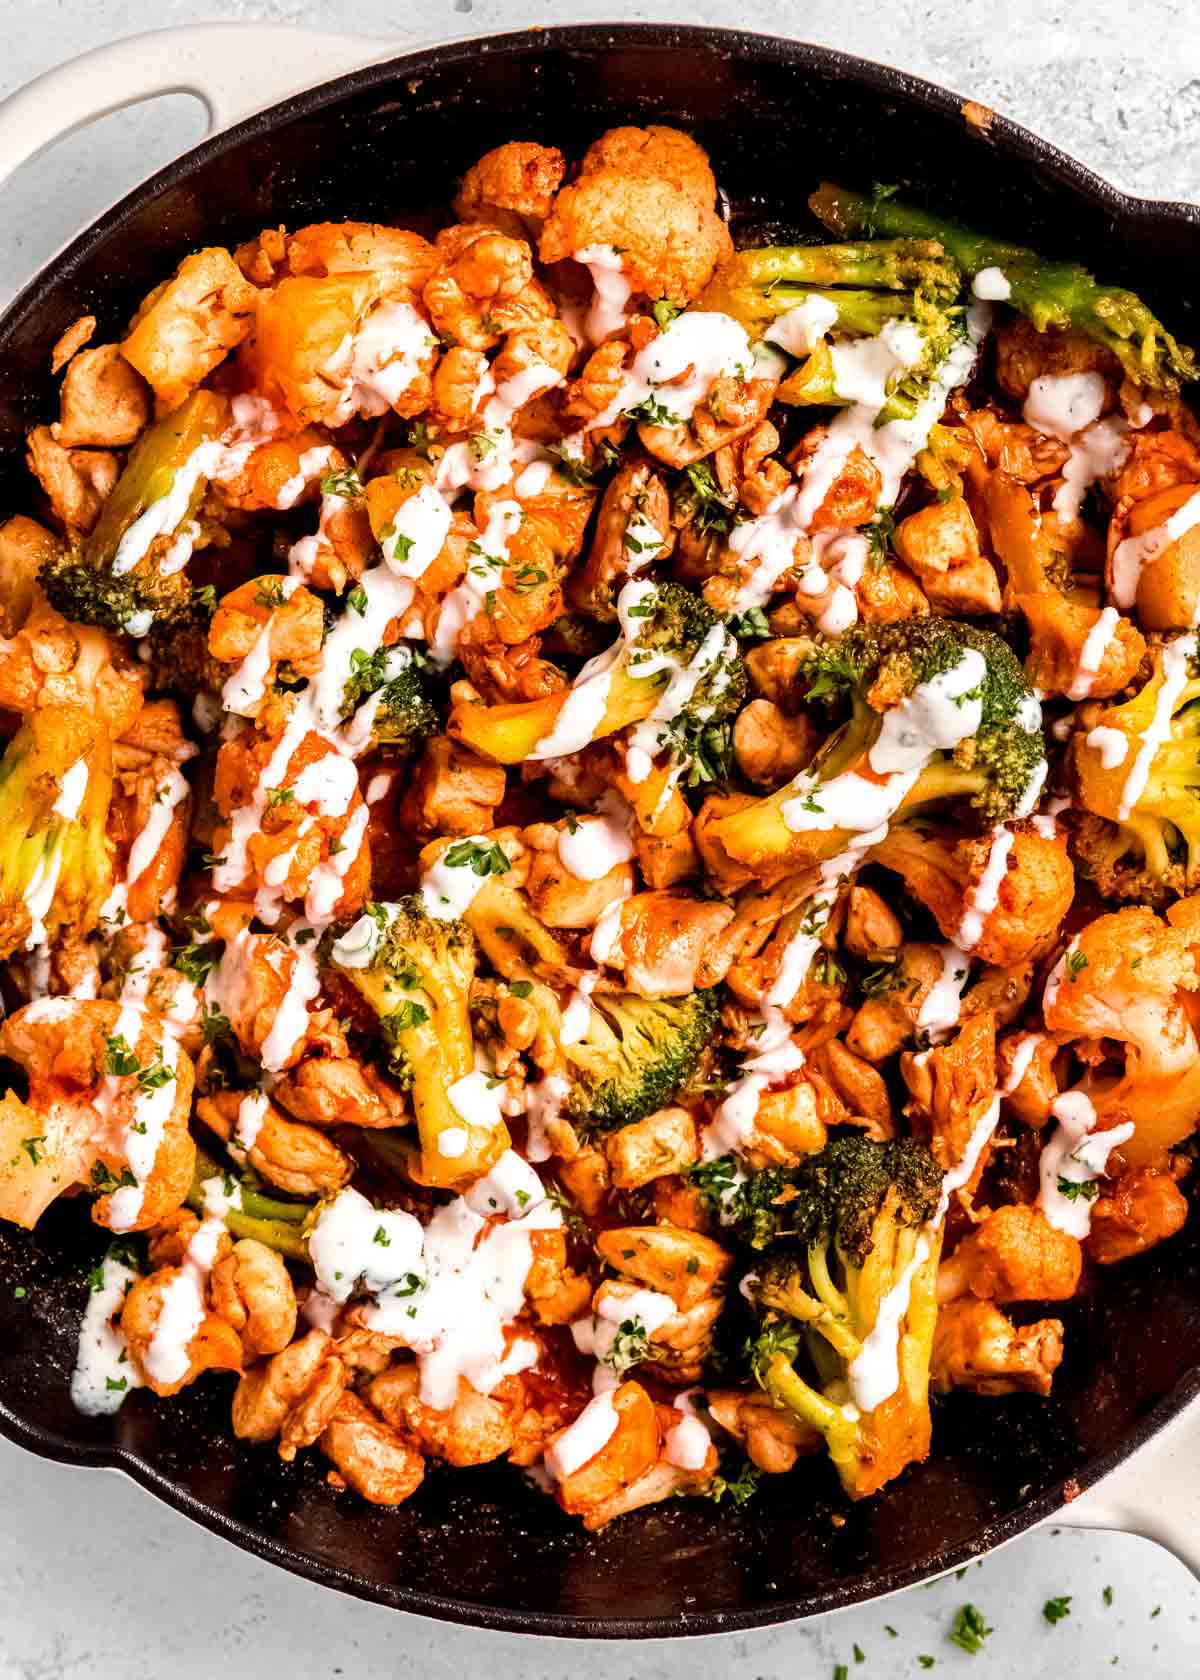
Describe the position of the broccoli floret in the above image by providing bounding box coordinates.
[326,898,499,1186]
[810,183,1197,394]
[450,580,745,768]
[0,704,114,960]
[339,644,439,758]
[707,619,1046,874]
[705,238,965,423]
[1069,638,1200,904]
[40,392,227,635]
[562,989,719,1131]
[741,1135,943,1500]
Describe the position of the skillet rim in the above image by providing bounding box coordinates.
[1,18,1198,1636]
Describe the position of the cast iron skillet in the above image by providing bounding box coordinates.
[1,21,1199,1638]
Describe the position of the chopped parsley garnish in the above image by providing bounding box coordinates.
[508,980,533,999]
[1043,1596,1071,1624]
[384,1000,430,1033]
[20,1136,45,1166]
[726,606,771,640]
[253,577,289,610]
[864,506,896,571]
[103,1034,142,1079]
[1065,949,1089,981]
[948,1603,993,1654]
[346,585,368,615]
[90,1163,136,1195]
[626,392,681,427]
[651,299,683,330]
[319,466,363,499]
[605,1317,650,1376]
[265,787,296,811]
[444,839,511,878]
[136,1059,174,1094]
[1057,1177,1100,1202]
[373,1226,391,1247]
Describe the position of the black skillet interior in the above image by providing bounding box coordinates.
[1,22,1199,1638]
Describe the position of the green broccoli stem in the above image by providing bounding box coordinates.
[760,1353,859,1462]
[809,183,1197,393]
[729,239,954,294]
[763,285,922,337]
[187,1145,312,1262]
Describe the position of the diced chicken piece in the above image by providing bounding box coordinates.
[52,343,151,448]
[931,1298,1065,1397]
[25,426,118,533]
[320,1391,426,1505]
[122,247,257,412]
[1087,1166,1189,1264]
[604,1106,698,1189]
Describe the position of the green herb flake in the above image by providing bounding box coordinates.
[948,1604,992,1654]
[1043,1596,1071,1625]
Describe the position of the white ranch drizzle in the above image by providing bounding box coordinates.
[1037,1090,1135,1238]
[1116,633,1198,819]
[1111,489,1200,609]
[574,244,633,344]
[971,267,1011,301]
[1067,605,1123,701]
[71,1253,144,1415]
[561,310,754,458]
[144,1216,226,1387]
[917,945,973,1044]
[729,309,988,610]
[558,791,635,881]
[700,1008,807,1160]
[956,826,1015,952]
[1085,726,1129,770]
[765,294,839,356]
[357,1151,562,1409]
[544,1391,619,1481]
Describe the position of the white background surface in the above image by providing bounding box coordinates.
[3,2,1200,1674]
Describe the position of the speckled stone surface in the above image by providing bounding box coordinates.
[2,3,1200,1674]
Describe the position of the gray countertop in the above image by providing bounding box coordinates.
[2,3,1200,1674]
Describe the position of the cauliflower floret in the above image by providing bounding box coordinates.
[937,1204,1082,1304]
[870,820,1073,967]
[540,125,732,305]
[1043,905,1200,1162]
[453,142,567,234]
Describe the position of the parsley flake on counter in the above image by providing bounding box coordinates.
[949,1603,992,1654]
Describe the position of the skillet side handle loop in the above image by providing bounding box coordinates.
[1052,1399,1200,1580]
[0,23,392,191]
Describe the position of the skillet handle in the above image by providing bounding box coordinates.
[0,22,393,189]
[1052,1399,1200,1579]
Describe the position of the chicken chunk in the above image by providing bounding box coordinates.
[320,1391,426,1505]
[592,891,738,996]
[367,1365,516,1466]
[122,247,257,413]
[52,343,151,448]
[25,426,118,534]
[399,736,508,837]
[231,1328,347,1459]
[931,1298,1065,1397]
[1086,1166,1189,1264]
